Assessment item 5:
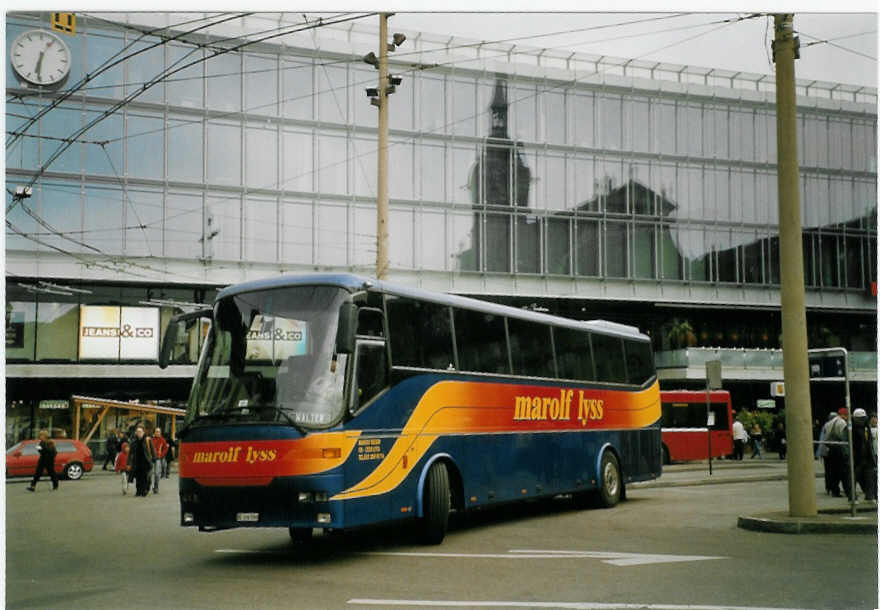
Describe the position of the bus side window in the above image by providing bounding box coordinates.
[354,343,388,411]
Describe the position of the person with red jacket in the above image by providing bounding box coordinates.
[115,442,130,495]
[150,428,169,495]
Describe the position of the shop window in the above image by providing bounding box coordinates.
[36,302,78,361]
[6,301,36,361]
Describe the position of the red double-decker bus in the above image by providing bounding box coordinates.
[659,390,733,464]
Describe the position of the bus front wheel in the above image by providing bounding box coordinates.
[421,462,450,545]
[597,452,621,508]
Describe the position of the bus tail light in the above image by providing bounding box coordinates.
[322,447,342,459]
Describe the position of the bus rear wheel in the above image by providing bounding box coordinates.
[598,452,621,508]
[421,462,450,545]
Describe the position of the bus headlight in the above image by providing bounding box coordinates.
[314,491,328,502]
[316,513,331,524]
[298,491,313,503]
[183,512,195,524]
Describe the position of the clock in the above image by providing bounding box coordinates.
[10,29,72,87]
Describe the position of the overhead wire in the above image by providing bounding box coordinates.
[798,30,877,61]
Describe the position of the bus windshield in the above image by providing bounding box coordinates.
[186,285,348,430]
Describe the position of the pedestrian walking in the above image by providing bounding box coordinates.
[164,435,177,479]
[115,442,131,495]
[102,429,121,471]
[749,422,763,459]
[817,412,837,494]
[150,428,168,494]
[774,421,786,460]
[732,417,748,461]
[826,408,852,500]
[851,408,876,501]
[128,425,154,497]
[27,429,59,492]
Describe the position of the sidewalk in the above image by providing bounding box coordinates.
[631,457,878,534]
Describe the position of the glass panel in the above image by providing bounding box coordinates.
[659,224,683,280]
[591,333,626,384]
[451,144,475,205]
[207,193,240,261]
[803,234,816,287]
[484,213,511,273]
[125,37,164,103]
[546,216,570,275]
[352,205,374,269]
[317,64,347,124]
[677,103,701,157]
[206,53,241,112]
[653,101,676,155]
[626,97,650,153]
[554,327,593,382]
[40,105,82,173]
[389,140,413,200]
[352,137,377,197]
[508,317,555,378]
[544,155,566,211]
[35,181,81,254]
[166,192,202,260]
[245,53,277,115]
[318,135,347,195]
[280,199,312,265]
[6,301,36,361]
[36,302,78,361]
[166,44,203,108]
[389,71,413,132]
[599,94,621,149]
[244,196,276,263]
[85,31,124,99]
[819,234,839,287]
[453,309,509,374]
[717,237,737,283]
[419,142,444,202]
[282,55,313,120]
[283,128,314,193]
[605,220,628,278]
[571,92,594,148]
[451,78,475,137]
[6,102,40,170]
[390,208,414,269]
[317,204,347,266]
[124,187,163,258]
[167,115,203,183]
[512,85,536,142]
[83,109,122,176]
[84,185,123,254]
[419,209,446,271]
[575,218,599,277]
[742,235,764,284]
[571,155,594,207]
[386,298,453,370]
[418,75,444,133]
[540,90,565,145]
[516,214,540,274]
[634,224,656,279]
[127,113,164,180]
[246,123,278,189]
[450,211,476,271]
[207,121,241,186]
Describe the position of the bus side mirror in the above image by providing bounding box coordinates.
[159,309,213,369]
[335,302,357,354]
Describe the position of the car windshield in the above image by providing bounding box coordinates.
[186,285,349,430]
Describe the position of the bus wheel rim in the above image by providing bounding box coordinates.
[604,462,618,496]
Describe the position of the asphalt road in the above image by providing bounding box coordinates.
[5,468,877,610]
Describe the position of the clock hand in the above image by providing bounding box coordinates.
[35,50,45,81]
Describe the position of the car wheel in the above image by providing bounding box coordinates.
[421,461,450,545]
[597,451,621,508]
[64,462,84,480]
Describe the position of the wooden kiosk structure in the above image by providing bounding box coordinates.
[71,395,186,443]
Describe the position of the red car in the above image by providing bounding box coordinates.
[6,439,94,480]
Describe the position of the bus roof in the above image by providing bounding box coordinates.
[216,273,649,342]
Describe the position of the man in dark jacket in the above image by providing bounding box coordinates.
[852,408,876,501]
[128,425,154,497]
[27,429,58,491]
[102,429,121,470]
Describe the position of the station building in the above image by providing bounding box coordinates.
[5,12,877,450]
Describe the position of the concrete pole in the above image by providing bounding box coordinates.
[376,13,390,280]
[773,13,817,517]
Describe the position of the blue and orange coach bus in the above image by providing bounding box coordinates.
[160,273,661,544]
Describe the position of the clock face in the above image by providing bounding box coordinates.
[10,29,72,87]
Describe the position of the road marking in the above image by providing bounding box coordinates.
[348,600,815,610]
[217,548,725,567]
[366,549,725,566]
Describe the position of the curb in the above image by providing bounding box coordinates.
[632,473,792,489]
[737,509,878,535]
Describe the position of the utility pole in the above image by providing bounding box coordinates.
[773,13,817,518]
[376,12,390,280]
[363,14,405,280]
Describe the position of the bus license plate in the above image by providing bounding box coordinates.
[236,512,259,522]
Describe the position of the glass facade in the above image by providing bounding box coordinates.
[6,12,876,294]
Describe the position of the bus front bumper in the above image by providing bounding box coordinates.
[179,474,344,530]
